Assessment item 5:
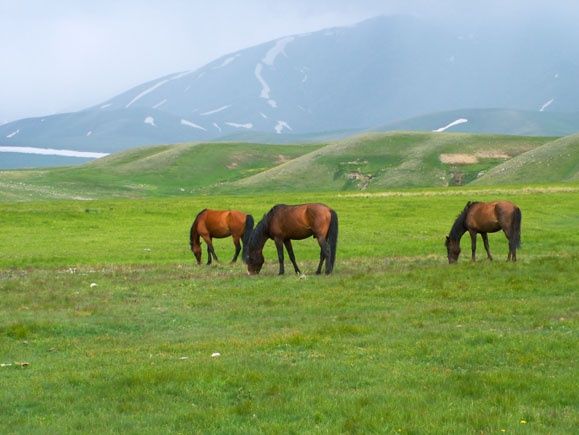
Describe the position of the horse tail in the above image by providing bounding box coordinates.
[511,207,522,249]
[241,214,255,263]
[326,210,339,273]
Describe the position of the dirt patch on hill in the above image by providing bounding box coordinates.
[276,154,290,164]
[476,151,510,159]
[346,171,373,190]
[440,151,511,165]
[439,154,478,164]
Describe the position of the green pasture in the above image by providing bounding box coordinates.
[1,186,577,433]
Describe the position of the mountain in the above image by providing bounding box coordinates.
[380,109,579,136]
[1,14,579,166]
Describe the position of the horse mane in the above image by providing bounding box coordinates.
[190,208,207,241]
[449,201,479,240]
[248,205,286,250]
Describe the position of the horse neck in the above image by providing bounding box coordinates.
[189,223,200,246]
[249,220,269,252]
[449,211,468,241]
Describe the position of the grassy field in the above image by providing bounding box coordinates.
[1,187,577,433]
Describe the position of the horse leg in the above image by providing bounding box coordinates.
[274,239,285,275]
[206,244,212,265]
[283,240,301,275]
[469,230,477,262]
[481,233,493,261]
[200,234,213,265]
[203,235,218,265]
[231,236,241,263]
[209,243,219,263]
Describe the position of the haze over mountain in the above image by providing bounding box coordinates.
[1,14,579,166]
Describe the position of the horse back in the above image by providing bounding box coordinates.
[270,203,332,239]
[199,209,233,238]
[226,210,249,237]
[466,201,518,233]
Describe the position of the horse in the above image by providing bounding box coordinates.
[189,209,254,265]
[246,203,338,275]
[445,201,522,263]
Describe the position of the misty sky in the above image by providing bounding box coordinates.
[1,0,577,123]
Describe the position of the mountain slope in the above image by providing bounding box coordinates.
[473,133,579,184]
[1,132,576,201]
[380,109,579,136]
[2,14,579,159]
[224,132,553,192]
[0,142,321,200]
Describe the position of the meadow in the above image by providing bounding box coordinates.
[1,186,577,433]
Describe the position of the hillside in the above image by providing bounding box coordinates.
[474,133,579,184]
[223,132,554,192]
[0,142,321,201]
[2,14,579,164]
[2,131,577,201]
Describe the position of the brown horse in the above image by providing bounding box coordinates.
[246,203,338,275]
[189,209,254,265]
[445,201,522,263]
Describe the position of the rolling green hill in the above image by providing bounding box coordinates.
[0,142,321,201]
[473,133,579,184]
[222,132,554,192]
[1,131,577,201]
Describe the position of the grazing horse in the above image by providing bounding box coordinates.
[445,201,522,263]
[246,203,338,275]
[189,209,254,265]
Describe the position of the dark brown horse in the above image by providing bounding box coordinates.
[189,209,254,265]
[445,201,522,263]
[246,203,338,275]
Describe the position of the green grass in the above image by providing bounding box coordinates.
[475,133,579,184]
[0,142,322,201]
[3,131,577,201]
[1,187,578,433]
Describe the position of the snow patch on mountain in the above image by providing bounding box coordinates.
[153,99,167,109]
[433,118,468,132]
[144,116,156,127]
[181,119,206,131]
[6,129,20,138]
[274,121,292,134]
[127,79,171,108]
[254,36,295,109]
[0,146,108,158]
[213,123,222,132]
[126,71,193,108]
[226,122,253,129]
[86,131,92,137]
[262,37,294,66]
[213,54,241,69]
[201,105,231,116]
[540,98,554,112]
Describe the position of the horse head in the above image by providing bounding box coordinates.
[445,236,461,264]
[246,249,264,275]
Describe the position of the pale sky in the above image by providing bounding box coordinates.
[1,0,577,123]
